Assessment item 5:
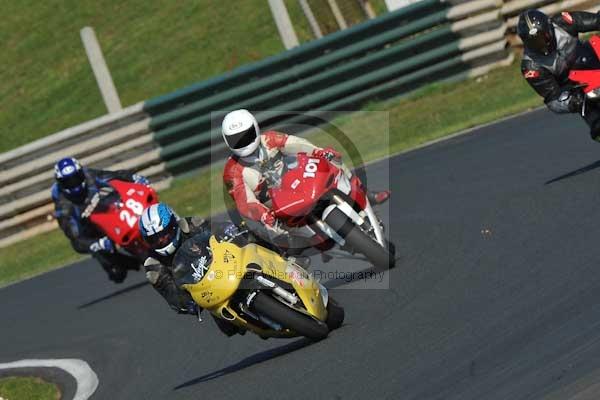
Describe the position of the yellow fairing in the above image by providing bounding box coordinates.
[182,236,327,332]
[182,236,246,310]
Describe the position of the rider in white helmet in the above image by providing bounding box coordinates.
[221,109,390,247]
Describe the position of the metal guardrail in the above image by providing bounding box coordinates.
[0,0,590,247]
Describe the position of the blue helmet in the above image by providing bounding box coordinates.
[139,203,182,256]
[54,157,86,202]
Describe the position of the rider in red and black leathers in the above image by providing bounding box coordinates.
[52,157,149,282]
[519,9,600,139]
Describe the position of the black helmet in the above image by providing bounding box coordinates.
[517,10,556,56]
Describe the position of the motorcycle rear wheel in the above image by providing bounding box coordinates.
[325,208,396,270]
[252,292,329,340]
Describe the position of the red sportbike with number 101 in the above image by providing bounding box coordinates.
[268,152,395,270]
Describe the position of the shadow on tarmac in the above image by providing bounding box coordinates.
[173,338,313,389]
[77,281,149,309]
[545,159,600,184]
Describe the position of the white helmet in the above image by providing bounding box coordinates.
[221,109,261,157]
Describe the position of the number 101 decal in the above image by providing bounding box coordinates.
[303,158,320,178]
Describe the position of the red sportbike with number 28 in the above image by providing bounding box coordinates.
[87,180,158,259]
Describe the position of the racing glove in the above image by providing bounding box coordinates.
[89,236,115,253]
[313,147,342,162]
[260,210,276,227]
[260,210,288,237]
[549,90,585,114]
[133,174,150,186]
[222,222,240,239]
[565,90,585,113]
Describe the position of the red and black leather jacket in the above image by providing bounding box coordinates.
[521,11,600,113]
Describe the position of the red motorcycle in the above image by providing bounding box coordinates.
[268,152,395,269]
[85,179,158,263]
[568,35,600,104]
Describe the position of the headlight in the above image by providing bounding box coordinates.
[587,88,600,99]
[318,283,329,307]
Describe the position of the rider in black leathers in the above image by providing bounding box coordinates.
[519,9,600,140]
[139,204,246,336]
[52,157,149,282]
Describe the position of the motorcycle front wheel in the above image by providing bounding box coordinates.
[252,292,329,341]
[324,208,396,270]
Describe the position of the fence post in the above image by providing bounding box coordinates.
[328,0,348,29]
[300,0,324,39]
[268,0,300,49]
[80,26,122,114]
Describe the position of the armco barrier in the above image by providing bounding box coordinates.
[0,0,592,247]
[143,0,450,116]
[149,0,503,148]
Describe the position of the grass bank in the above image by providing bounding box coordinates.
[0,376,60,400]
[0,0,282,153]
[0,59,542,287]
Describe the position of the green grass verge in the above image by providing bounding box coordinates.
[285,0,389,44]
[0,376,60,400]
[0,0,282,153]
[0,59,543,288]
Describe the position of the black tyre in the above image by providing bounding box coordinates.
[325,208,395,269]
[252,292,329,340]
[325,298,344,330]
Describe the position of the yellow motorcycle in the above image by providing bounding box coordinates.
[172,232,344,340]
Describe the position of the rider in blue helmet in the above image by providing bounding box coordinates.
[139,202,245,336]
[54,157,87,203]
[52,156,150,282]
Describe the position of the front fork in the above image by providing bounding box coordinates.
[317,194,386,247]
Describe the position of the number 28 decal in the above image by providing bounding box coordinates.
[119,198,144,228]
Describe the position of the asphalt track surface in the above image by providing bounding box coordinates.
[5,109,600,399]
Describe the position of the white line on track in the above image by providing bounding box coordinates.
[0,358,98,400]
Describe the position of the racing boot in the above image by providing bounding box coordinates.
[368,190,391,205]
[212,314,246,337]
[97,254,128,283]
[106,266,127,283]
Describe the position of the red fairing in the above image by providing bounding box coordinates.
[349,175,367,210]
[89,180,157,257]
[569,36,600,93]
[270,153,338,219]
[223,157,270,221]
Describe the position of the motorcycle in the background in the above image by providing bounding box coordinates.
[84,179,158,271]
[264,152,395,270]
[568,35,600,110]
[173,232,344,340]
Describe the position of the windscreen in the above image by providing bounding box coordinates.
[172,232,213,286]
